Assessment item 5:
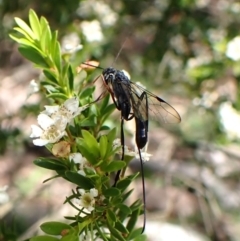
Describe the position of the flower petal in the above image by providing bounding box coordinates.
[30,125,43,138]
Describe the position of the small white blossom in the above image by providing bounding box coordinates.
[77,188,98,212]
[43,97,84,123]
[226,36,240,61]
[30,98,88,146]
[61,33,83,54]
[27,79,39,96]
[113,139,152,162]
[69,152,84,164]
[78,170,86,176]
[81,20,103,42]
[69,153,95,176]
[30,114,66,146]
[0,186,9,205]
[219,102,240,139]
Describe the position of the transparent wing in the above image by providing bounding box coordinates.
[129,81,181,124]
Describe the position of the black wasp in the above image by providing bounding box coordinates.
[82,63,181,233]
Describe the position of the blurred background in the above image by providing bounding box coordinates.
[1,0,240,240]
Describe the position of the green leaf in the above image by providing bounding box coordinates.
[34,158,67,170]
[115,221,129,234]
[107,209,117,222]
[116,178,131,191]
[102,187,120,197]
[99,93,110,112]
[10,27,36,43]
[15,17,35,39]
[79,87,95,100]
[29,9,41,40]
[41,24,52,54]
[117,204,132,216]
[127,228,146,241]
[18,46,48,67]
[106,128,117,146]
[43,69,58,83]
[107,220,125,241]
[81,130,99,157]
[53,41,62,73]
[126,209,141,232]
[65,171,94,189]
[68,65,74,92]
[51,31,57,53]
[46,93,68,100]
[30,236,59,241]
[40,222,72,235]
[99,135,108,159]
[77,144,97,165]
[104,161,126,172]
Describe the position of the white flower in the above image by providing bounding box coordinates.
[77,188,98,212]
[137,151,152,162]
[69,152,83,163]
[43,97,85,123]
[219,102,240,139]
[61,33,83,54]
[30,114,66,146]
[0,186,9,205]
[30,98,89,146]
[28,79,39,95]
[69,153,95,176]
[113,138,152,162]
[226,36,240,61]
[81,20,103,42]
[78,170,86,176]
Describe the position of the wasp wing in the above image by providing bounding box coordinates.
[129,81,181,124]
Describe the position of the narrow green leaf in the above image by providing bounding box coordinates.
[77,144,97,165]
[102,187,120,197]
[18,46,48,67]
[107,209,117,222]
[14,17,35,39]
[117,204,132,215]
[126,209,141,232]
[107,220,126,241]
[115,221,129,234]
[40,222,72,235]
[127,228,146,241]
[68,65,74,92]
[53,41,62,73]
[51,31,58,57]
[10,28,35,43]
[104,161,126,172]
[81,130,99,157]
[99,93,110,112]
[34,158,67,170]
[29,9,41,40]
[99,135,108,159]
[106,128,117,146]
[79,87,95,100]
[9,35,35,48]
[116,173,139,191]
[43,69,58,84]
[41,25,52,54]
[46,93,68,100]
[65,171,94,189]
[30,236,59,241]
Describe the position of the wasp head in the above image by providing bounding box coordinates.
[102,67,117,84]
